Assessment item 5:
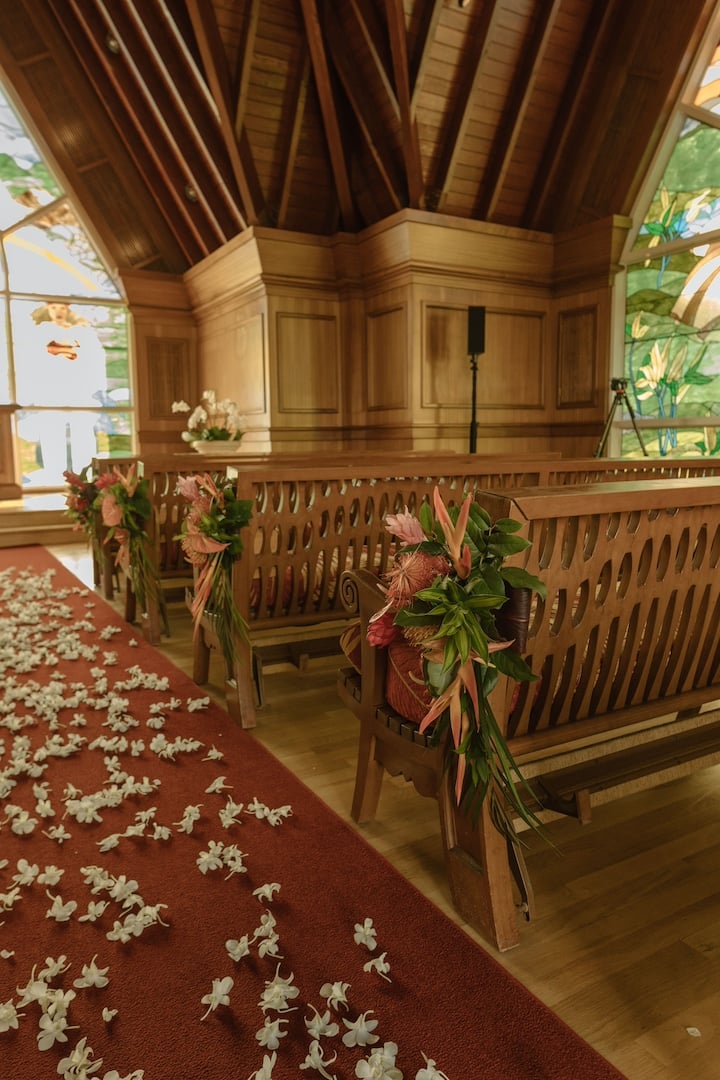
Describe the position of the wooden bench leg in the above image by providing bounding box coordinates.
[124,578,136,628]
[253,651,265,708]
[438,775,521,951]
[351,729,386,824]
[102,552,116,600]
[193,628,211,685]
[141,600,162,646]
[225,637,257,729]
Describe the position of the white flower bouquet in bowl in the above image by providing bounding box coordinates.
[172,390,246,452]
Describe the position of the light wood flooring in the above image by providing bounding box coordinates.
[48,542,720,1080]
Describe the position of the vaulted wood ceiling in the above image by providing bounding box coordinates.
[0,0,716,278]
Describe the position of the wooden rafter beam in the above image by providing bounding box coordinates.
[384,0,423,207]
[298,0,357,230]
[121,0,251,232]
[183,0,261,226]
[99,0,243,242]
[232,0,261,139]
[276,49,312,228]
[45,0,216,259]
[348,0,397,119]
[428,0,501,214]
[476,0,563,221]
[323,5,403,211]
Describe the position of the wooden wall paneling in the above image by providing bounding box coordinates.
[471,308,546,410]
[339,291,368,444]
[198,299,271,452]
[556,305,599,410]
[421,303,468,408]
[367,304,408,411]
[272,303,342,430]
[418,295,548,428]
[145,337,191,417]
[120,270,197,454]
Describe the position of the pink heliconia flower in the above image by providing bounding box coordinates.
[113,463,138,498]
[100,491,123,528]
[95,472,116,491]
[433,486,472,580]
[197,472,224,502]
[419,645,513,803]
[189,550,224,633]
[384,506,426,545]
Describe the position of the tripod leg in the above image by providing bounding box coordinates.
[594,396,618,458]
[624,399,649,457]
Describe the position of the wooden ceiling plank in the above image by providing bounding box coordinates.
[323,6,403,212]
[183,0,260,225]
[42,0,212,261]
[384,0,424,207]
[297,0,357,230]
[429,0,503,214]
[477,0,564,221]
[349,0,398,119]
[0,19,194,271]
[409,0,444,115]
[116,0,247,236]
[528,1,624,230]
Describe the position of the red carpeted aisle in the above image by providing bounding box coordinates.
[0,546,625,1080]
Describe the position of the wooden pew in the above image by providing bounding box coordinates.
[189,455,573,726]
[337,478,720,951]
[94,450,720,699]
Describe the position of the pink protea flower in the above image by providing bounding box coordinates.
[384,507,426,545]
[385,551,450,604]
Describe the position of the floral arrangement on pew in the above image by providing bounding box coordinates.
[176,473,254,672]
[62,464,102,557]
[171,389,245,444]
[96,463,167,633]
[370,486,547,840]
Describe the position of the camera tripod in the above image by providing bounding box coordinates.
[595,380,648,458]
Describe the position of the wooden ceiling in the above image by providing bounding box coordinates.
[0,0,716,278]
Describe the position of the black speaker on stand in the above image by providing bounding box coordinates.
[467,306,485,453]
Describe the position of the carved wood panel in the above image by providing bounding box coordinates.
[507,488,720,749]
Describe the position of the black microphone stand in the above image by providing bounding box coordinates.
[469,353,479,453]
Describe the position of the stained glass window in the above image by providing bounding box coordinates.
[0,80,133,488]
[624,44,720,457]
